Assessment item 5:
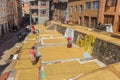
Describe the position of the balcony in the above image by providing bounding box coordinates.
[31,13,38,17]
[31,5,38,9]
[53,0,68,3]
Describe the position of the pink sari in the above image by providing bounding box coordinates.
[29,49,36,61]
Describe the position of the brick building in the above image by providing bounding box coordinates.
[0,0,22,37]
[7,0,22,32]
[53,0,120,33]
[98,0,120,33]
[53,0,68,21]
[0,0,9,37]
[68,0,99,28]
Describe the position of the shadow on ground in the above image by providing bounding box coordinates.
[0,63,10,74]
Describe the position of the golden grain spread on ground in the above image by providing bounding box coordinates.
[43,38,67,44]
[39,45,85,61]
[34,24,48,30]
[15,68,39,80]
[21,43,35,49]
[37,34,63,39]
[38,35,51,39]
[19,49,30,59]
[44,61,100,80]
[14,59,41,69]
[77,69,119,80]
[112,62,120,72]
[40,30,61,35]
[26,34,37,40]
[24,40,39,43]
[13,24,120,80]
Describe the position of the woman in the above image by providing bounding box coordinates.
[67,37,72,48]
[29,46,36,64]
[31,26,35,34]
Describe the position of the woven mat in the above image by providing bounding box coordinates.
[40,30,61,35]
[44,61,100,80]
[43,38,67,44]
[37,34,63,39]
[34,24,48,30]
[110,62,120,73]
[21,43,35,49]
[13,59,41,69]
[23,40,39,43]
[39,45,85,61]
[15,68,39,80]
[26,35,37,40]
[19,49,30,59]
[77,69,119,80]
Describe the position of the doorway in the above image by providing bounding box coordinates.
[118,16,120,32]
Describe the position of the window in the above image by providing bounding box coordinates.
[70,6,72,13]
[70,15,72,21]
[79,17,82,25]
[41,9,47,15]
[79,5,82,13]
[74,6,77,13]
[106,0,117,7]
[41,2,46,6]
[91,17,97,28]
[118,16,120,32]
[104,15,114,25]
[30,1,34,6]
[92,1,99,10]
[84,16,89,27]
[85,2,90,10]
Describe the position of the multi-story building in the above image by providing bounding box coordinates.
[0,0,9,36]
[53,0,120,33]
[29,0,50,24]
[68,0,99,28]
[38,0,50,24]
[7,0,22,32]
[52,0,68,21]
[52,0,99,28]
[98,0,120,33]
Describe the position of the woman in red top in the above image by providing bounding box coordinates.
[67,37,72,48]
[31,26,35,34]
[29,46,36,64]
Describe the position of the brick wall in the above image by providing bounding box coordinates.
[68,0,99,28]
[98,0,120,33]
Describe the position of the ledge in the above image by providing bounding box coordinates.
[52,21,120,47]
